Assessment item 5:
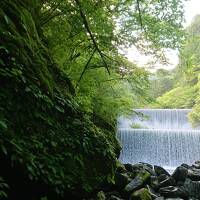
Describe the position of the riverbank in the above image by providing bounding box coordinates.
[91,161,200,200]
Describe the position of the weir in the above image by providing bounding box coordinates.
[117,109,200,168]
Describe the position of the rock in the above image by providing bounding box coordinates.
[131,188,152,200]
[139,162,154,170]
[172,167,188,182]
[146,185,159,199]
[150,176,160,190]
[158,174,169,183]
[184,178,200,199]
[165,198,184,200]
[124,164,134,172]
[115,172,131,190]
[192,163,200,169]
[97,191,106,200]
[187,169,200,181]
[180,163,191,169]
[124,170,151,193]
[154,166,170,176]
[159,186,189,199]
[159,177,176,188]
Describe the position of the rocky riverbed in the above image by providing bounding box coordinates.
[93,161,200,200]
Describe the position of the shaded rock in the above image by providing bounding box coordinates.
[124,164,133,172]
[192,164,200,169]
[172,167,188,182]
[146,185,159,199]
[97,191,106,200]
[115,172,130,190]
[124,170,150,193]
[131,188,152,200]
[154,166,170,176]
[150,176,160,190]
[184,178,200,199]
[159,177,176,188]
[187,169,200,181]
[159,186,189,199]
[181,164,191,169]
[158,174,169,183]
[165,198,184,200]
[139,162,154,170]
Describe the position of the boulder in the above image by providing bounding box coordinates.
[150,176,160,190]
[159,177,176,188]
[187,169,200,181]
[146,185,159,199]
[172,167,188,182]
[159,186,189,199]
[158,174,170,183]
[154,166,170,176]
[184,178,200,199]
[124,170,151,193]
[131,188,152,200]
[124,164,134,172]
[115,172,131,190]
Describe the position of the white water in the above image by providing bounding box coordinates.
[117,109,200,168]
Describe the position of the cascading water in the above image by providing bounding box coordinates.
[117,109,200,169]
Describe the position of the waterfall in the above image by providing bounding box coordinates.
[117,109,200,168]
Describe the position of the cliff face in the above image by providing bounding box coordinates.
[0,0,120,199]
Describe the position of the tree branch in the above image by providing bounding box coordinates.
[74,0,110,75]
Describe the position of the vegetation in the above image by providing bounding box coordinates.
[151,15,200,126]
[0,0,186,199]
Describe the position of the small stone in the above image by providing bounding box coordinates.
[159,186,189,199]
[115,172,131,190]
[131,188,152,200]
[188,169,200,181]
[159,177,176,188]
[172,166,188,182]
[154,166,170,176]
[124,170,151,193]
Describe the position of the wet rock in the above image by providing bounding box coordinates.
[181,164,191,169]
[131,188,152,200]
[115,172,131,190]
[146,185,159,199]
[187,169,200,181]
[150,176,160,190]
[159,177,176,188]
[124,170,151,193]
[184,178,200,199]
[154,166,170,176]
[159,186,189,199]
[158,174,169,183]
[172,167,188,182]
[124,164,133,172]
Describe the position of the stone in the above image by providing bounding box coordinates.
[97,191,106,200]
[124,164,134,172]
[184,178,200,199]
[159,186,189,199]
[187,169,200,181]
[165,198,184,200]
[146,185,159,199]
[154,166,170,176]
[115,172,131,190]
[124,170,151,193]
[159,177,176,188]
[158,174,169,183]
[150,176,160,190]
[172,166,188,182]
[181,163,191,169]
[131,188,152,200]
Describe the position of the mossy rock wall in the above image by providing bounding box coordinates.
[0,0,120,199]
